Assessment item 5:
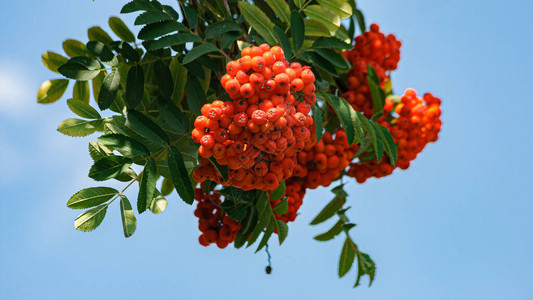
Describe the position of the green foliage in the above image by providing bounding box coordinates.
[109,16,136,42]
[168,146,195,204]
[67,187,119,209]
[238,2,278,45]
[57,118,101,137]
[89,156,133,181]
[269,180,286,201]
[119,195,137,237]
[42,52,68,73]
[37,79,69,104]
[67,99,101,119]
[74,203,109,232]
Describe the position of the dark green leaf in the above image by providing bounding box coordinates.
[315,48,348,69]
[97,70,121,110]
[221,32,242,49]
[221,200,249,221]
[89,156,133,181]
[322,92,356,145]
[313,36,351,49]
[73,81,90,103]
[137,157,157,214]
[88,26,113,45]
[127,109,170,146]
[134,11,172,25]
[168,146,195,204]
[256,217,276,252]
[378,125,397,166]
[121,0,157,13]
[311,102,323,143]
[183,7,198,28]
[273,198,288,215]
[273,26,293,59]
[153,60,174,99]
[299,51,338,76]
[89,142,113,162]
[58,57,101,81]
[57,118,100,137]
[109,41,140,62]
[138,21,186,40]
[157,102,187,133]
[37,79,69,104]
[185,76,206,116]
[353,9,366,34]
[331,184,348,198]
[98,133,149,156]
[120,195,137,237]
[42,51,68,73]
[67,98,101,119]
[355,252,376,287]
[366,65,385,115]
[370,122,384,162]
[238,2,279,45]
[270,180,286,201]
[339,237,356,277]
[208,157,228,181]
[205,20,241,40]
[314,220,344,241]
[277,219,289,245]
[169,57,187,105]
[246,193,271,247]
[109,16,136,42]
[310,196,344,225]
[74,203,108,232]
[182,43,219,65]
[86,41,117,66]
[357,112,380,161]
[291,11,304,52]
[235,206,258,248]
[67,187,119,209]
[125,65,144,108]
[149,33,202,50]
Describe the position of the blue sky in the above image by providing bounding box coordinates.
[1,0,532,299]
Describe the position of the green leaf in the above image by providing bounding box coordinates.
[331,184,348,198]
[74,203,108,232]
[67,187,119,209]
[270,180,286,201]
[125,65,144,108]
[148,33,202,50]
[247,194,271,247]
[378,125,398,166]
[304,19,332,37]
[169,57,187,105]
[89,141,113,162]
[315,48,348,69]
[134,11,172,25]
[277,219,289,245]
[97,70,121,110]
[109,16,136,42]
[322,93,356,145]
[157,102,188,133]
[256,217,276,252]
[138,21,186,40]
[73,81,90,104]
[67,98,101,119]
[185,76,206,116]
[311,102,323,143]
[182,43,219,65]
[313,37,352,49]
[89,156,133,181]
[183,6,198,28]
[208,157,228,182]
[317,0,352,19]
[63,39,89,58]
[153,60,174,99]
[266,0,290,23]
[221,32,242,49]
[119,195,137,237]
[127,109,170,146]
[168,146,195,204]
[235,206,258,248]
[339,237,356,277]
[160,178,173,197]
[42,52,68,73]
[355,252,376,287]
[290,11,304,52]
[298,51,337,76]
[37,79,69,104]
[238,2,279,45]
[92,71,105,103]
[88,26,113,45]
[357,112,381,161]
[273,26,293,59]
[304,5,340,33]
[98,133,150,157]
[314,220,344,241]
[366,64,386,115]
[138,157,157,214]
[58,57,101,81]
[86,41,118,66]
[353,9,366,34]
[294,0,306,8]
[310,196,344,225]
[57,118,100,137]
[109,41,140,62]
[121,0,157,13]
[273,198,288,215]
[150,189,168,214]
[205,20,241,40]
[370,122,384,162]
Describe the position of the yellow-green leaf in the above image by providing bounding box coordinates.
[238,2,279,45]
[73,81,90,103]
[57,118,100,137]
[266,0,290,23]
[304,5,340,33]
[120,196,137,237]
[88,26,113,45]
[37,79,69,104]
[42,52,68,73]
[74,203,108,232]
[304,19,332,37]
[109,16,135,42]
[317,0,352,19]
[63,39,89,57]
[149,190,168,214]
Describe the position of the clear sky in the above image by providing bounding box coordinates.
[1,0,532,299]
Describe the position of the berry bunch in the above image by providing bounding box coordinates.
[347,89,442,183]
[342,23,402,117]
[194,186,242,248]
[270,179,306,223]
[192,44,316,191]
[292,129,357,189]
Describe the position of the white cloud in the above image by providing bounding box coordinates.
[0,59,36,119]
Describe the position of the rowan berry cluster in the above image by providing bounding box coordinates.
[342,23,402,117]
[194,185,242,248]
[192,44,316,191]
[269,179,306,223]
[347,89,442,183]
